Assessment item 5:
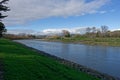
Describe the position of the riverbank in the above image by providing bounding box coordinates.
[45,37,120,46]
[15,40,119,80]
[0,39,100,80]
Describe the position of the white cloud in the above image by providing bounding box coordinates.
[42,27,87,35]
[7,29,35,35]
[3,0,110,25]
[7,27,87,35]
[111,28,120,32]
[7,27,120,36]
[99,11,107,14]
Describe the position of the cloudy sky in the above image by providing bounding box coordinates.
[2,0,120,34]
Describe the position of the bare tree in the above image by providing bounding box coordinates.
[92,27,97,33]
[101,25,109,37]
[101,25,108,33]
[96,29,101,37]
[86,27,91,33]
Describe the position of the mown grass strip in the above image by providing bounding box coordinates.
[0,39,99,80]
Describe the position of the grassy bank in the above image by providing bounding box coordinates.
[46,37,120,46]
[0,39,99,80]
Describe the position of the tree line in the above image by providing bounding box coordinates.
[4,25,120,40]
[57,26,120,38]
[85,26,120,38]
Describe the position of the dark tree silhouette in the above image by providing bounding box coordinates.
[62,30,71,37]
[0,0,9,38]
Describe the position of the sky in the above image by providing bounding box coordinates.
[1,0,120,34]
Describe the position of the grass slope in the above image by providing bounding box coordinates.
[0,39,99,80]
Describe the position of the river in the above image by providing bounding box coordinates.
[15,40,120,78]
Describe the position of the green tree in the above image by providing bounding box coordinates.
[0,0,9,38]
[62,30,71,37]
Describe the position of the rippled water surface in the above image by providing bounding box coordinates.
[15,40,120,78]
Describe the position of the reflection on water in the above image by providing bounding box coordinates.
[15,40,120,78]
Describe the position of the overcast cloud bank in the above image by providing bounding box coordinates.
[3,0,110,25]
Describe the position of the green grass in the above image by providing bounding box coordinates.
[47,37,120,46]
[0,39,99,80]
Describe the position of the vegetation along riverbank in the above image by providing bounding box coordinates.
[45,26,120,47]
[4,26,120,47]
[0,39,100,80]
[45,37,120,47]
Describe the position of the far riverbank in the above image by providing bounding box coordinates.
[43,37,120,47]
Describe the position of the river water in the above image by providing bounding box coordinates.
[15,40,120,78]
